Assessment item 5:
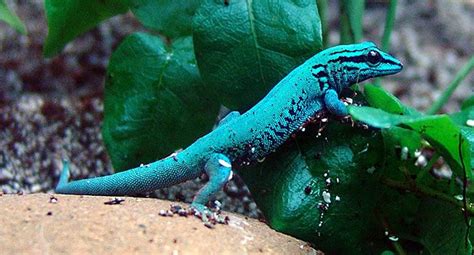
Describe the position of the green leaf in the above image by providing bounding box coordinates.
[130,0,201,38]
[193,0,322,110]
[102,33,219,171]
[379,191,471,254]
[0,0,26,34]
[383,127,422,157]
[364,84,419,116]
[349,106,472,179]
[450,106,474,167]
[316,0,329,48]
[462,96,474,110]
[238,123,388,254]
[364,84,404,114]
[416,198,471,255]
[44,0,129,57]
[239,121,471,253]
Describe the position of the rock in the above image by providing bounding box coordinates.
[0,194,321,254]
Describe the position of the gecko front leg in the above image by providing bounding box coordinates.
[324,89,348,116]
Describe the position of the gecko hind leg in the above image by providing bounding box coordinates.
[191,153,233,221]
[56,159,71,191]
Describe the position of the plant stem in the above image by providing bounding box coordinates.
[379,217,407,255]
[415,151,439,182]
[339,5,353,44]
[317,0,329,48]
[374,0,398,86]
[381,0,397,52]
[427,55,474,115]
[381,177,474,216]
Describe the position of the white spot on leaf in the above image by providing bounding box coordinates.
[466,119,474,127]
[322,191,331,203]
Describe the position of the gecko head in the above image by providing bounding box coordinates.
[322,41,403,89]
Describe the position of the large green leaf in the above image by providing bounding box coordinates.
[102,33,219,171]
[193,0,322,110]
[44,0,129,57]
[416,198,471,255]
[130,0,201,38]
[0,0,26,34]
[349,106,472,179]
[238,123,388,253]
[239,120,471,253]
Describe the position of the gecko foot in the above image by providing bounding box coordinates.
[191,202,229,228]
[159,203,229,228]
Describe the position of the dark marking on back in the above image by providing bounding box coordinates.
[312,64,325,70]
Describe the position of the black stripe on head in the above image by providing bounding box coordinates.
[328,55,366,65]
[345,66,360,72]
[329,48,366,56]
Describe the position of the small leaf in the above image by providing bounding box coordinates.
[364,84,419,116]
[450,106,474,167]
[364,84,404,114]
[44,0,129,57]
[350,106,472,179]
[193,0,322,110]
[349,106,414,128]
[130,0,201,38]
[462,96,474,110]
[102,33,219,171]
[0,0,26,34]
[383,127,422,156]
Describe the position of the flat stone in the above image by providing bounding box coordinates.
[0,194,321,255]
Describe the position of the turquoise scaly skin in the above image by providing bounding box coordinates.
[56,42,402,213]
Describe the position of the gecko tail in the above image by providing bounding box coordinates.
[55,156,200,196]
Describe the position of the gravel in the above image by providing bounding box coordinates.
[0,0,472,218]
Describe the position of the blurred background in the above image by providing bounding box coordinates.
[0,0,473,217]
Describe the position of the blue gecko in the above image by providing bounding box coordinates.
[56,42,402,215]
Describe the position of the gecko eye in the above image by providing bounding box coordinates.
[366,50,382,66]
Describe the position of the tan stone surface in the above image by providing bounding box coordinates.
[0,194,320,255]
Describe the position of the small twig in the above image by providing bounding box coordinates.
[381,177,474,216]
[458,134,471,247]
[381,0,398,52]
[316,0,329,48]
[374,0,398,87]
[427,56,474,115]
[379,216,407,255]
